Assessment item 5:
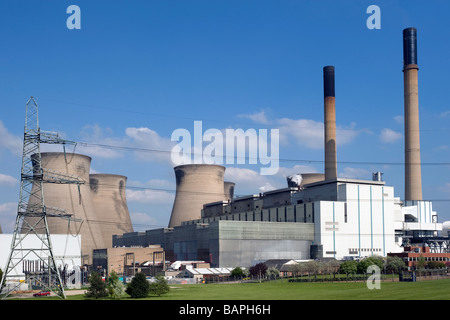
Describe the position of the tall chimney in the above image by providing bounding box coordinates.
[323,66,337,180]
[403,27,423,201]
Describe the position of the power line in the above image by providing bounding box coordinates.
[76,141,450,166]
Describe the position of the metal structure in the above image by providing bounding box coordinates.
[0,97,82,299]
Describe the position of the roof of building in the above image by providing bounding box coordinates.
[184,267,234,276]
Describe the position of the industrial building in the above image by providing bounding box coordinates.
[0,234,82,290]
[113,27,445,269]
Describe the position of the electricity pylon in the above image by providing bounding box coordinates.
[0,97,83,299]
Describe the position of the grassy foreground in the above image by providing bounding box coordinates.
[57,278,450,300]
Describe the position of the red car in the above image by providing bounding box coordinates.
[33,291,51,297]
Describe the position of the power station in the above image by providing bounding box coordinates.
[1,27,449,297]
[113,27,445,267]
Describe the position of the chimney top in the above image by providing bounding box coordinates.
[403,27,417,67]
[323,66,335,97]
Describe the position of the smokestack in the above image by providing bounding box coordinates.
[323,66,337,180]
[403,27,423,201]
[168,164,226,228]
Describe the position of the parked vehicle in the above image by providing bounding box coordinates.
[33,291,50,297]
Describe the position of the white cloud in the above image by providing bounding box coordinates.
[0,202,17,233]
[237,110,270,125]
[0,121,22,156]
[125,127,175,163]
[224,166,283,195]
[394,115,403,124]
[439,110,450,118]
[126,188,174,205]
[0,173,19,186]
[75,124,175,163]
[380,128,402,143]
[129,212,160,231]
[276,118,359,149]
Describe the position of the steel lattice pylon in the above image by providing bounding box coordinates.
[0,97,82,299]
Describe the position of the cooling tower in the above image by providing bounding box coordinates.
[168,164,226,228]
[224,181,235,202]
[22,152,106,263]
[403,27,423,201]
[323,66,338,180]
[89,174,133,247]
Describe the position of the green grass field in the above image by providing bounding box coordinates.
[54,278,450,300]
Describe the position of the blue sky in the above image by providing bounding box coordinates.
[0,0,449,233]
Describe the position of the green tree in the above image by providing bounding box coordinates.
[231,267,244,279]
[385,256,406,273]
[107,270,125,299]
[426,261,445,269]
[416,255,426,270]
[85,271,108,299]
[126,272,150,298]
[266,267,280,279]
[339,260,358,275]
[357,256,384,274]
[149,276,170,297]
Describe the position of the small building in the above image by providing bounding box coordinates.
[93,245,166,277]
[388,246,450,270]
[180,267,234,282]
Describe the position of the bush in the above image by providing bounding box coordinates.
[385,256,406,273]
[85,271,108,299]
[107,270,125,299]
[339,260,358,275]
[426,261,446,269]
[357,256,384,274]
[231,267,244,278]
[149,276,170,297]
[126,272,150,298]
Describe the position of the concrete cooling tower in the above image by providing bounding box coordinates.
[224,181,235,202]
[22,152,105,264]
[168,164,226,228]
[89,174,134,247]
